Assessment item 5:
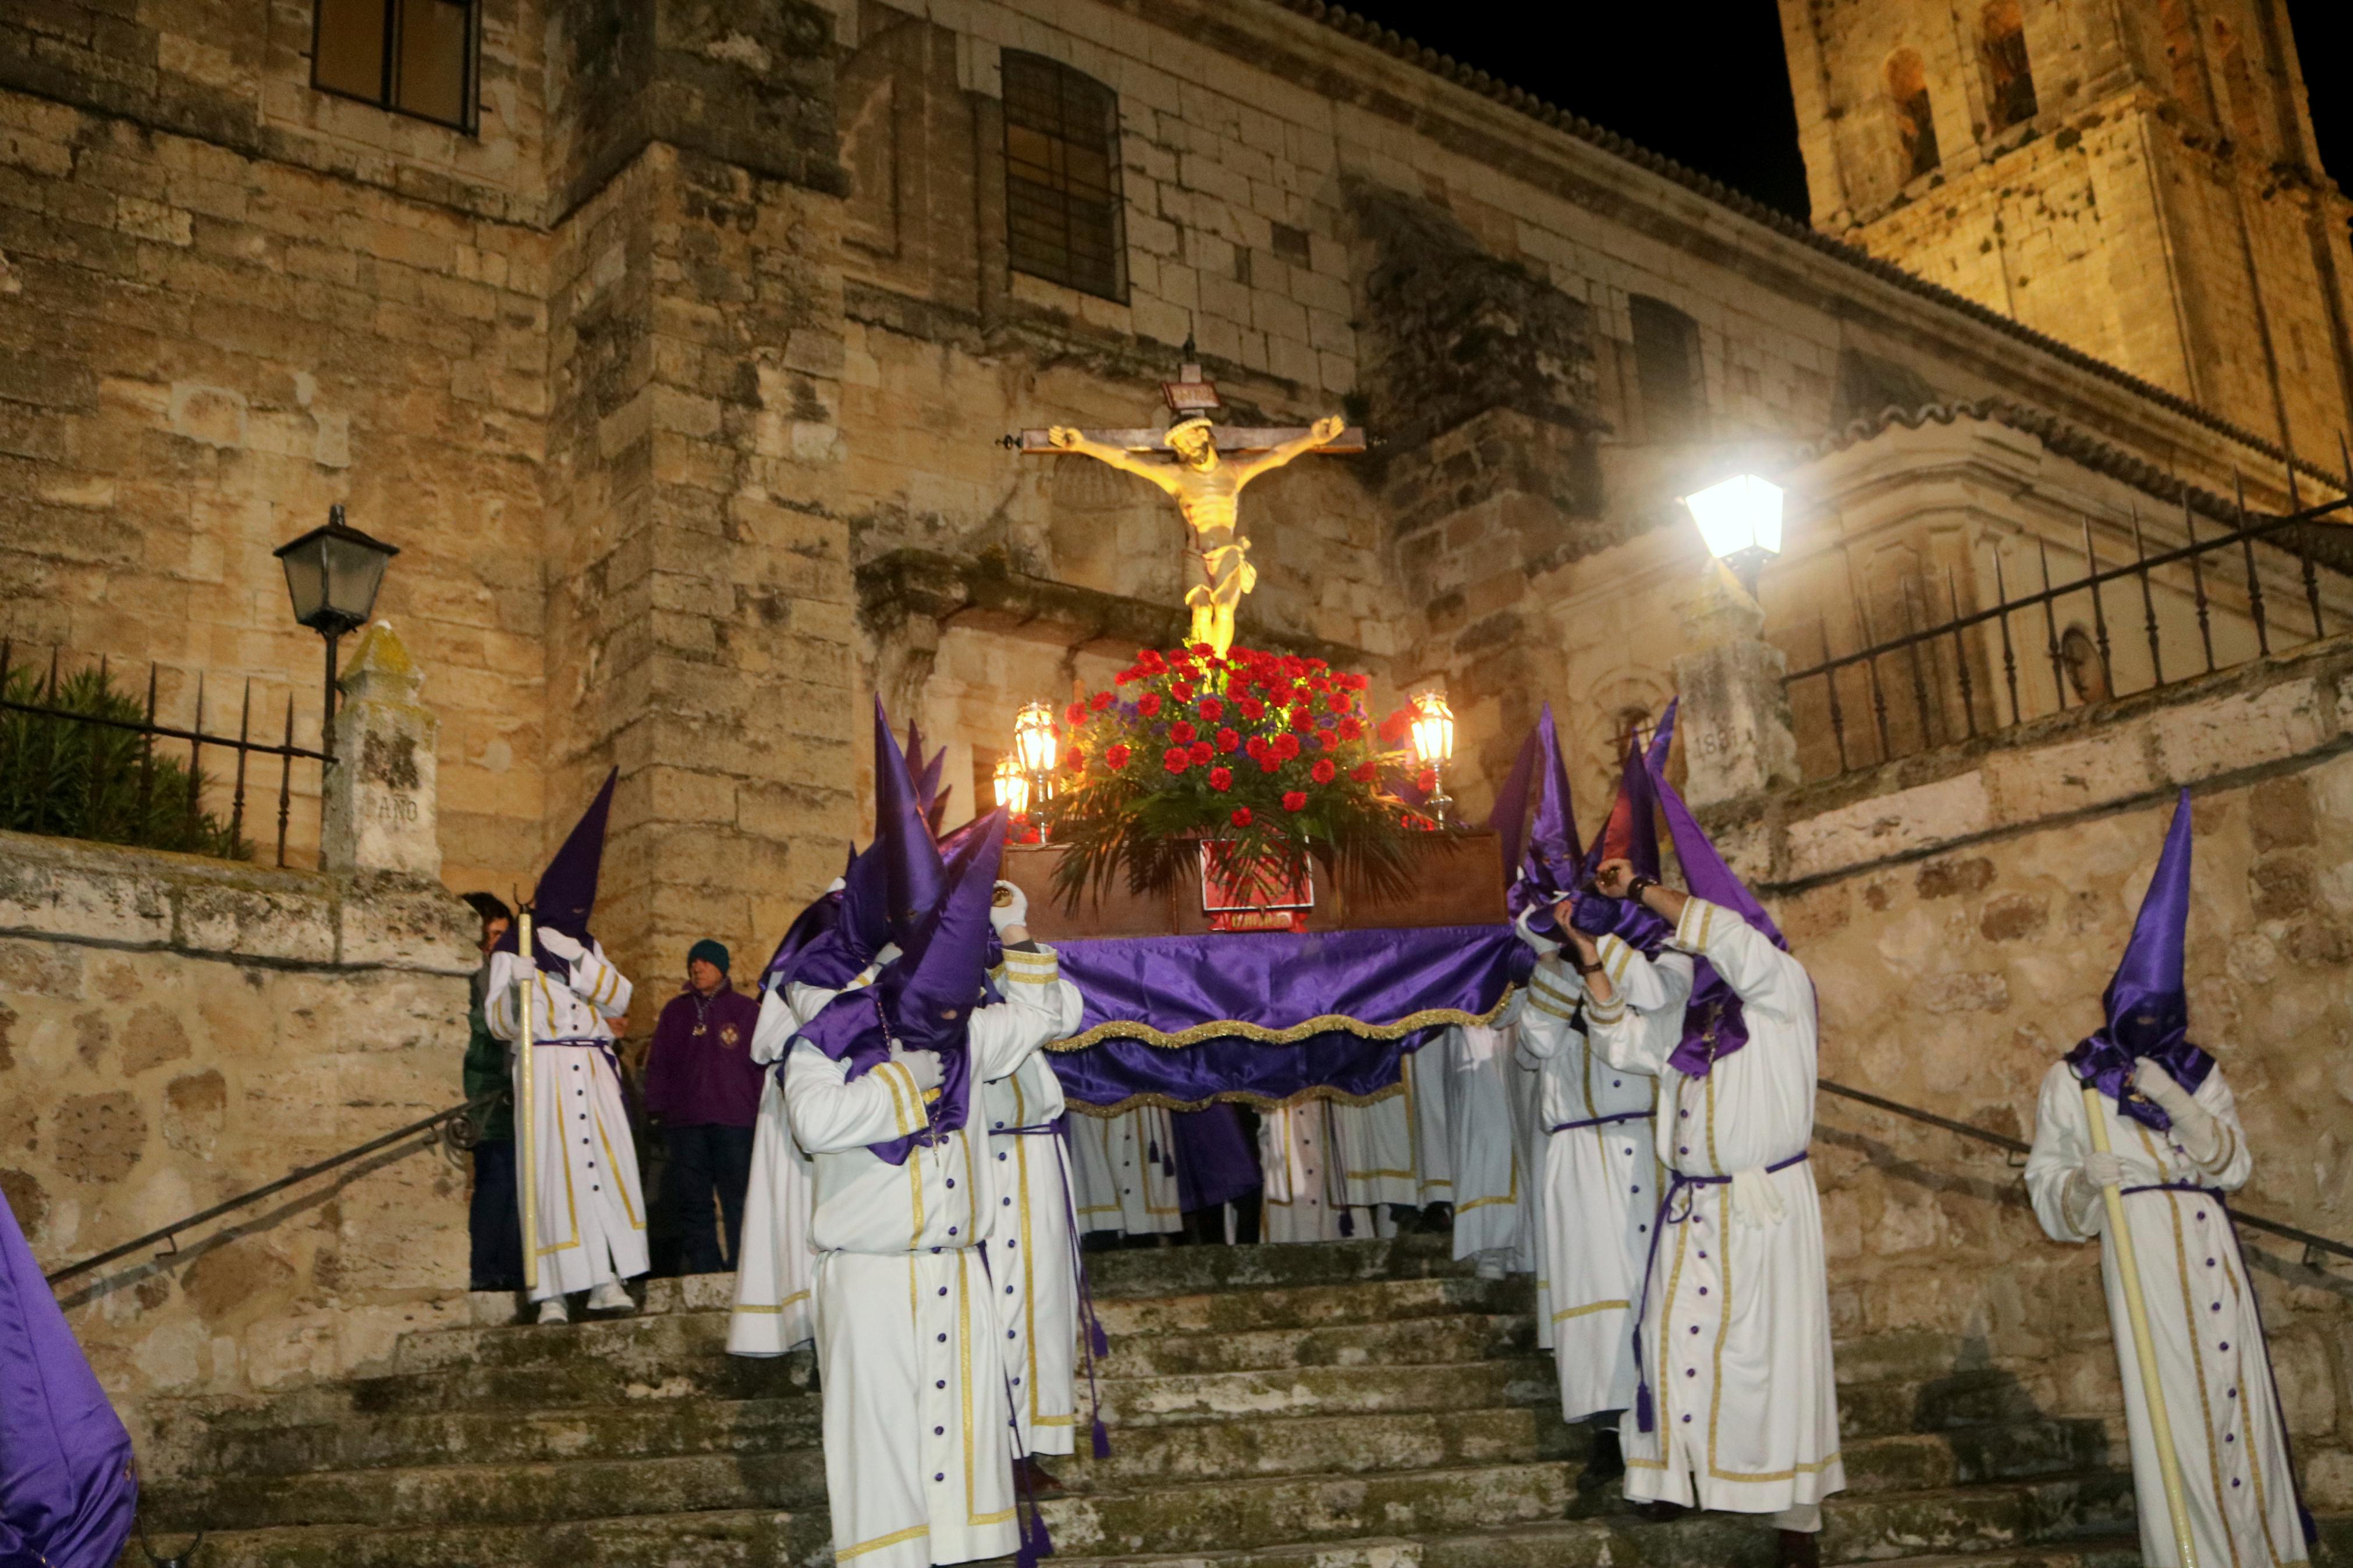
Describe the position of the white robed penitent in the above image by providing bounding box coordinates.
[727,975,853,1357]
[1070,1104,1182,1237]
[1591,898,1845,1515]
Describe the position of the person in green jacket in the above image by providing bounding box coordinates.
[462,893,523,1290]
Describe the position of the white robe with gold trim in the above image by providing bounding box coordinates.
[484,943,648,1303]
[1442,1000,1531,1265]
[1516,938,1678,1421]
[789,948,1082,1568]
[1330,1089,1418,1231]
[1588,899,1845,1514]
[2024,1060,2305,1567]
[1257,1098,1348,1243]
[726,977,849,1357]
[1069,1104,1182,1236]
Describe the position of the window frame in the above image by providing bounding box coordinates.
[310,0,482,137]
[1000,50,1129,305]
[1627,293,1706,445]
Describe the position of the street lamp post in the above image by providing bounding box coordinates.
[1682,473,1786,600]
[273,505,399,763]
[1407,689,1456,827]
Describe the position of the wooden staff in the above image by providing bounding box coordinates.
[2080,1079,2199,1567]
[517,910,539,1293]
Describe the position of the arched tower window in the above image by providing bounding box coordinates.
[1980,1,2038,133]
[1887,50,1940,182]
[1002,52,1127,301]
[2158,0,2206,110]
[2211,19,2265,151]
[1628,295,1704,443]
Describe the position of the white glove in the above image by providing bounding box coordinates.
[990,880,1028,936]
[2079,1149,2127,1192]
[889,1044,944,1093]
[2131,1058,2220,1162]
[535,927,585,962]
[1513,904,1561,958]
[1729,1167,1787,1231]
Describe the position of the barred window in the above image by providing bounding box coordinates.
[313,0,478,133]
[1002,52,1127,301]
[1887,49,1940,181]
[1629,295,1705,443]
[1980,1,2038,133]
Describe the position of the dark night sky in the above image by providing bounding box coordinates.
[1339,2,2353,223]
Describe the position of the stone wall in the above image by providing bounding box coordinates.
[1709,631,2353,1504]
[0,830,477,1446]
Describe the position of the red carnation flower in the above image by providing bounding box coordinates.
[1198,696,1225,722]
[1289,706,1315,733]
[1190,642,1215,658]
[1351,761,1379,783]
[1105,744,1132,770]
[1378,710,1412,744]
[1208,766,1234,792]
[1260,756,1282,774]
[1091,691,1114,712]
[1315,728,1339,750]
[1138,692,1164,717]
[1272,733,1302,760]
[1326,691,1351,713]
[1282,790,1309,813]
[1065,701,1085,726]
[1067,746,1087,770]
[1308,675,1333,694]
[1237,696,1266,721]
[1115,670,1136,685]
[1230,806,1253,827]
[1245,734,1269,761]
[1337,716,1365,741]
[1215,727,1240,753]
[1417,767,1438,794]
[1310,758,1336,784]
[1164,746,1193,774]
[1172,681,1195,703]
[1137,648,1166,669]
[1189,741,1213,764]
[1170,720,1197,744]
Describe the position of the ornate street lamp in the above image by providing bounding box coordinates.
[274,504,398,762]
[1682,473,1784,599]
[1011,701,1059,840]
[1407,689,1456,827]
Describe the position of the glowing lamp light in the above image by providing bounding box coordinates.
[992,755,1030,817]
[1407,691,1455,767]
[1012,702,1060,776]
[1681,473,1784,598]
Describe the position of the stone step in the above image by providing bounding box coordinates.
[114,1506,831,1568]
[1039,1535,2150,1568]
[144,1416,2121,1541]
[1092,1275,1531,1337]
[1083,1236,1472,1298]
[1096,1313,1535,1379]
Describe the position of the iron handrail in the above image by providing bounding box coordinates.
[42,1091,507,1286]
[1818,1077,2353,1265]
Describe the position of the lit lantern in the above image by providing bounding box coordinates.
[992,754,1030,817]
[273,504,399,763]
[1407,690,1456,827]
[1012,701,1060,776]
[1681,473,1784,599]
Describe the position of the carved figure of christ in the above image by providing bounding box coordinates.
[1039,414,1350,656]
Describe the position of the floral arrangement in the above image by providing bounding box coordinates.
[1038,642,1433,908]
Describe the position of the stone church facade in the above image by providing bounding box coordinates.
[1,0,2346,993]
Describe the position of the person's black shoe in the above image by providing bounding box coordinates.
[1630,1499,1689,1523]
[1578,1424,1625,1491]
[1387,1203,1422,1235]
[1080,1230,1119,1253]
[1421,1201,1454,1232]
[1776,1529,1821,1568]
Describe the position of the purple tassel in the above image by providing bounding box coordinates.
[1092,1417,1112,1459]
[1634,1378,1655,1434]
[1337,1210,1355,1238]
[1089,1321,1109,1359]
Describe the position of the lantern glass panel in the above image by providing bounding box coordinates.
[1408,693,1454,765]
[1013,703,1059,774]
[993,757,1030,815]
[322,531,392,627]
[279,542,328,628]
[1683,474,1784,561]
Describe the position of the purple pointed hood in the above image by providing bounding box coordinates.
[1,1189,138,1568]
[1505,706,1584,931]
[875,702,946,951]
[792,836,893,991]
[762,845,853,997]
[1570,701,1676,952]
[906,720,950,837]
[1647,745,1786,1076]
[797,811,1009,1164]
[2065,790,2212,1129]
[1485,724,1543,889]
[495,769,616,976]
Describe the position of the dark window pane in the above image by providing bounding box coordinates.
[315,0,389,102]
[1001,51,1125,301]
[1630,295,1703,443]
[395,0,471,127]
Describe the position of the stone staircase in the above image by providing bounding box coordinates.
[129,1236,2348,1567]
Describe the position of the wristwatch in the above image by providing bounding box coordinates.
[1573,958,1606,976]
[1626,874,1659,901]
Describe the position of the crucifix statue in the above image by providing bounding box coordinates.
[1010,345,1364,657]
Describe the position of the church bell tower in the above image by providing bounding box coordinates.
[1776,0,2353,461]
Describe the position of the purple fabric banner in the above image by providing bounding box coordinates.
[1046,925,1525,1111]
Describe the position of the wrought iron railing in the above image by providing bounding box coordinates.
[1783,475,2353,779]
[0,642,328,868]
[42,1091,505,1286]
[1818,1078,2352,1268]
